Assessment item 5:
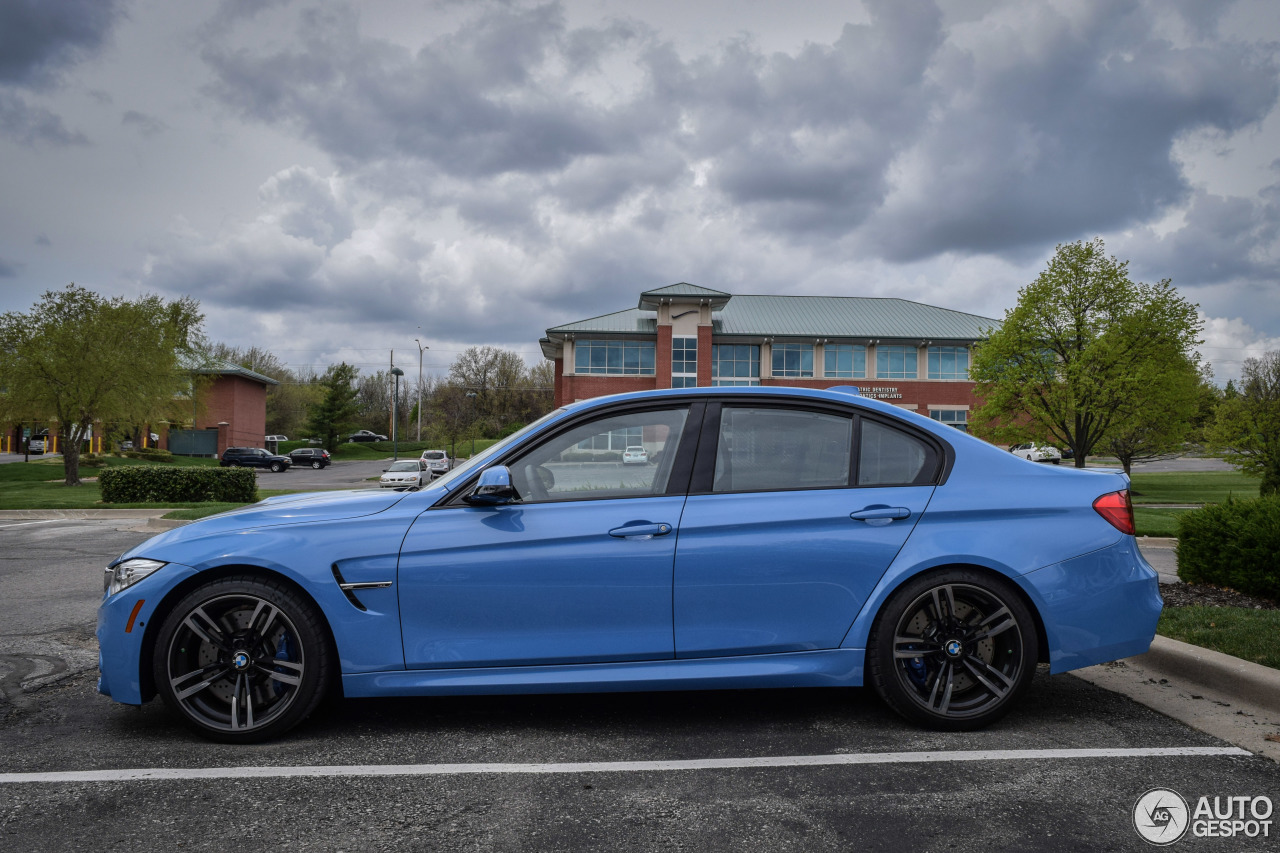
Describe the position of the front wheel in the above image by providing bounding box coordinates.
[867,569,1038,731]
[152,576,333,742]
[270,462,283,472]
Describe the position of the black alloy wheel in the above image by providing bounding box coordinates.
[867,569,1037,731]
[153,576,332,742]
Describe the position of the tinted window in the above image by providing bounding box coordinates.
[713,407,852,493]
[858,420,934,486]
[508,408,688,502]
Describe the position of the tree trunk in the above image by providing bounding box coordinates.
[62,427,83,487]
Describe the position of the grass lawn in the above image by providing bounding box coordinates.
[1128,471,1260,505]
[1133,507,1190,538]
[1158,606,1280,670]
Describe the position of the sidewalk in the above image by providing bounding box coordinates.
[0,508,187,531]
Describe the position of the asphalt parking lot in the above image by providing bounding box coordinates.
[2,517,1278,851]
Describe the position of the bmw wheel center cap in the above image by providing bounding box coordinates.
[945,639,964,658]
[232,651,250,670]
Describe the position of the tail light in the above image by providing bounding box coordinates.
[1093,489,1135,535]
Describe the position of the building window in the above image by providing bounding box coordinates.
[712,344,760,386]
[574,340,655,375]
[929,409,969,432]
[672,336,698,388]
[824,344,866,379]
[577,426,645,451]
[876,345,917,379]
[928,346,969,380]
[772,343,814,378]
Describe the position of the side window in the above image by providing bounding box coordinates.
[857,420,936,486]
[507,408,689,502]
[713,407,852,493]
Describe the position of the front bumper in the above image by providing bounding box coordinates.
[96,561,198,705]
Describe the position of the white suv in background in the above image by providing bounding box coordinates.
[419,449,453,478]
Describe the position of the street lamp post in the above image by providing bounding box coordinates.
[414,337,428,442]
[466,391,477,457]
[390,366,405,461]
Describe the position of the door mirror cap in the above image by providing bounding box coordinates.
[464,466,517,506]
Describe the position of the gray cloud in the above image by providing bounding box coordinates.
[121,109,167,137]
[0,0,126,88]
[0,256,22,277]
[0,91,88,146]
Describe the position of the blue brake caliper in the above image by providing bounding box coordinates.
[272,632,295,697]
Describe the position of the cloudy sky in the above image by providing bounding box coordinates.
[2,0,1278,382]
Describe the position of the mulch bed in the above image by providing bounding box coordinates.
[1161,582,1278,611]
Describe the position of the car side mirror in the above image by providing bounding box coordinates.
[463,466,516,506]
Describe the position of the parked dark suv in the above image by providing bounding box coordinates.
[220,447,292,472]
[288,448,331,469]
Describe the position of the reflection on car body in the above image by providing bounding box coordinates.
[97,386,1160,742]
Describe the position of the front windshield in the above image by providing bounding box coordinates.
[388,461,420,472]
[430,408,568,490]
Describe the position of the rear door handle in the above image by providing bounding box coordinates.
[608,522,673,539]
[850,507,911,524]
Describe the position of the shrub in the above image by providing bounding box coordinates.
[79,454,107,469]
[99,466,257,504]
[123,447,174,462]
[1176,496,1280,600]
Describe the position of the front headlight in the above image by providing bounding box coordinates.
[104,558,167,596]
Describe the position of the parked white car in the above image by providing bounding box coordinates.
[379,459,428,489]
[1009,443,1062,464]
[622,445,649,465]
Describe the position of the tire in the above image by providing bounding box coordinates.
[866,568,1038,731]
[152,575,333,743]
[311,460,322,469]
[270,462,283,472]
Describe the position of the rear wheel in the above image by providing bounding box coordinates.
[311,460,322,469]
[153,576,332,742]
[867,569,1037,730]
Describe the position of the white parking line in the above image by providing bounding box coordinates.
[0,520,60,529]
[0,746,1250,784]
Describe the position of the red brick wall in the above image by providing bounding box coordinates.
[759,378,982,409]
[655,326,672,390]
[557,374,658,405]
[696,325,712,386]
[198,376,269,447]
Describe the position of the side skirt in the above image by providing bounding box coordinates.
[343,649,866,698]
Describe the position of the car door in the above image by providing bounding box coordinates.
[673,402,941,658]
[397,403,701,669]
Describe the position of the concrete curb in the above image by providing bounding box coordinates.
[1137,635,1280,709]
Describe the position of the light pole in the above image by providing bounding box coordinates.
[414,337,428,442]
[391,366,405,461]
[465,391,477,457]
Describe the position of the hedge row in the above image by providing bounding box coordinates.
[1176,496,1280,600]
[99,466,257,504]
[122,447,173,462]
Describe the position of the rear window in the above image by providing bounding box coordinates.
[423,452,445,460]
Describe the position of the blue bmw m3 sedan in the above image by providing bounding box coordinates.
[97,386,1161,742]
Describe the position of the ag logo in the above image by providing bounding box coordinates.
[1134,788,1190,845]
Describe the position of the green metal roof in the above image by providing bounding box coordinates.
[181,354,279,386]
[549,294,998,342]
[638,282,732,310]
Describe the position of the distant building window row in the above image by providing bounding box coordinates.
[929,409,969,431]
[573,339,968,381]
[574,340,656,375]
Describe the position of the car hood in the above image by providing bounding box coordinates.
[123,489,412,556]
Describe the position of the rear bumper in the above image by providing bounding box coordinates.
[1021,538,1162,674]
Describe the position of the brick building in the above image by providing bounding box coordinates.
[539,283,997,431]
[166,358,278,456]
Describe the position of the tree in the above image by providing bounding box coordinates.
[970,239,1203,467]
[0,284,202,486]
[305,363,360,452]
[1102,356,1203,475]
[1206,351,1280,495]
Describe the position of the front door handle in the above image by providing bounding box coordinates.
[608,522,673,539]
[850,507,911,525]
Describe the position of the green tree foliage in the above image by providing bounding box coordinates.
[305,363,360,452]
[1103,357,1204,475]
[970,239,1202,467]
[1207,351,1280,495]
[0,284,203,485]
